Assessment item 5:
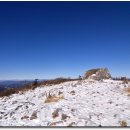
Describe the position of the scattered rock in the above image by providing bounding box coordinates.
[21,115,29,120]
[12,101,17,104]
[71,109,75,112]
[61,113,70,120]
[48,121,63,126]
[15,105,23,111]
[30,111,37,120]
[68,122,75,127]
[26,105,29,109]
[10,111,15,117]
[108,101,112,104]
[114,114,117,117]
[52,109,59,118]
[70,90,75,95]
[0,112,4,114]
[58,91,63,95]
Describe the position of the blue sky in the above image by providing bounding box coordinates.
[0,1,130,80]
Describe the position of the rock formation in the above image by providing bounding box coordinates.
[84,68,111,80]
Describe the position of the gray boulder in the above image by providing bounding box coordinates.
[84,68,111,80]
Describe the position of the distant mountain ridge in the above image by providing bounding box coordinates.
[0,79,47,92]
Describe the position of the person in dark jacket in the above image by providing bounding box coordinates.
[32,79,38,90]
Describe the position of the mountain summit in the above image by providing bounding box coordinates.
[0,78,130,126]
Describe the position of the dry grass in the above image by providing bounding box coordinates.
[45,94,64,103]
[120,120,127,127]
[0,84,35,97]
[0,78,77,97]
[123,87,130,95]
[40,78,77,86]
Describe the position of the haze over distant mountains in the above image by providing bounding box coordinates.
[0,79,46,92]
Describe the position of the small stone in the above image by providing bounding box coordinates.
[70,91,75,95]
[61,114,70,120]
[30,111,37,120]
[21,115,29,120]
[98,125,102,127]
[52,109,59,118]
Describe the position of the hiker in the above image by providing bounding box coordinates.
[32,79,38,90]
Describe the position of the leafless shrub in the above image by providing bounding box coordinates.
[122,80,128,84]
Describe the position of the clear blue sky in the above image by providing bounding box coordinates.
[0,1,130,80]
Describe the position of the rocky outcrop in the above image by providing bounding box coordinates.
[84,68,111,80]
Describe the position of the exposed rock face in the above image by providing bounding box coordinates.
[84,68,111,80]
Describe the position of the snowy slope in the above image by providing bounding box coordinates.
[0,79,130,126]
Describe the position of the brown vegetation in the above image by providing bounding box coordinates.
[124,87,130,95]
[0,84,34,97]
[0,77,76,97]
[45,94,64,103]
[40,78,78,86]
[120,120,127,127]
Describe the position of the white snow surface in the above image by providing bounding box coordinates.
[0,79,130,126]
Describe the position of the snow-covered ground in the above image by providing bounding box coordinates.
[0,79,130,126]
